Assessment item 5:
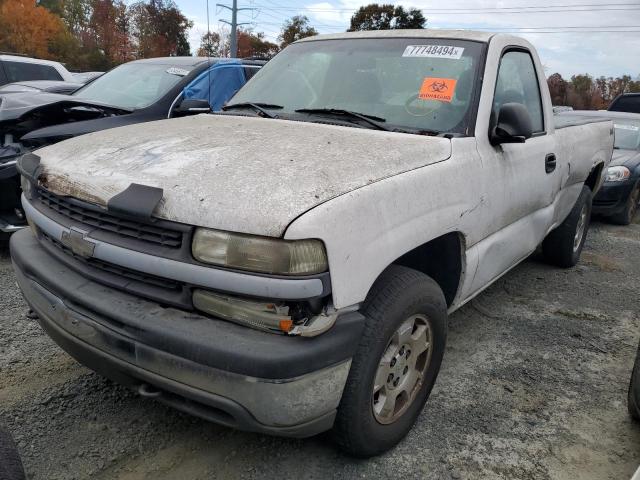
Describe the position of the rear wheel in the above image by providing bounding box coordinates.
[332,265,447,457]
[542,185,592,268]
[611,182,639,226]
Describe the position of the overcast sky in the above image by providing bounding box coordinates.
[177,0,640,79]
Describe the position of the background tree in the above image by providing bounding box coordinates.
[568,74,601,110]
[38,0,64,16]
[89,0,131,67]
[547,73,569,106]
[349,3,426,31]
[236,29,279,58]
[128,0,192,57]
[61,0,91,37]
[278,15,317,49]
[197,31,222,57]
[0,0,65,58]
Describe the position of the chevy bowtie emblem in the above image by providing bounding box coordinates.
[61,227,96,258]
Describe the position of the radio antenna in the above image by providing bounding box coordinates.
[206,0,211,108]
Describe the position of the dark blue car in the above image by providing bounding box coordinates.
[559,110,640,225]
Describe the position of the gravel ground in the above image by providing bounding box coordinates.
[1,217,639,480]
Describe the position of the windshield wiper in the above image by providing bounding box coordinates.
[294,108,391,131]
[222,102,283,119]
[390,127,443,136]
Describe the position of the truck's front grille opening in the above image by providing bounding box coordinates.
[37,188,184,249]
[41,231,183,291]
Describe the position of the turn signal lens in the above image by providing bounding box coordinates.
[193,289,293,333]
[192,228,328,275]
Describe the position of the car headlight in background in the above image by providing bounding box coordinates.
[192,228,328,275]
[605,166,631,182]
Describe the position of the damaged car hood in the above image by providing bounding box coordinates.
[35,114,452,237]
[0,92,127,123]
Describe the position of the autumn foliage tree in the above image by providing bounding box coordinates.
[236,29,279,58]
[0,0,193,70]
[547,73,569,106]
[89,0,131,65]
[547,72,640,110]
[0,0,65,59]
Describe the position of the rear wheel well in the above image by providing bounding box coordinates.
[585,163,604,192]
[391,232,463,307]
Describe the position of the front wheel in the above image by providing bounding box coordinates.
[542,185,592,268]
[332,266,448,457]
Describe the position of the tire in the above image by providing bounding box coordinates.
[610,182,639,226]
[0,426,26,480]
[542,185,592,268]
[332,265,448,457]
[628,341,640,421]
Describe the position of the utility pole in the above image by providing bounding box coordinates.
[217,0,255,58]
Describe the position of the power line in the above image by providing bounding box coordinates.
[247,2,640,13]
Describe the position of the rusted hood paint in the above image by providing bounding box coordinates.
[35,114,451,237]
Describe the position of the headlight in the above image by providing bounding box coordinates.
[605,166,631,182]
[192,228,328,275]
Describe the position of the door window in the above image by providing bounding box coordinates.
[493,50,544,133]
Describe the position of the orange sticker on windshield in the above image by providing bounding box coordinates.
[419,77,457,102]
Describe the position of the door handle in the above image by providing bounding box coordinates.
[545,153,557,174]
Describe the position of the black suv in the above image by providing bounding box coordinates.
[609,93,640,114]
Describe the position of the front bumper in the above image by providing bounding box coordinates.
[593,180,637,216]
[11,229,365,437]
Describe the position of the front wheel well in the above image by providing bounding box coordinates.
[391,232,463,307]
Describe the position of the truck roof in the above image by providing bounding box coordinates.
[297,29,496,43]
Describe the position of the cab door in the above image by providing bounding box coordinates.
[469,48,562,292]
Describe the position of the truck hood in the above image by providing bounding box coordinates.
[35,114,452,237]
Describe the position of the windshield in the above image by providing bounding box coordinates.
[230,38,484,134]
[73,63,194,110]
[614,120,640,150]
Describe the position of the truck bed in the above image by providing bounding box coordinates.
[554,114,611,130]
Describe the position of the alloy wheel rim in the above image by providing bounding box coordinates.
[573,204,588,253]
[372,314,433,425]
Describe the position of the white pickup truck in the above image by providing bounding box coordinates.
[11,30,613,457]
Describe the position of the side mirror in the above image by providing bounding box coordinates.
[490,102,533,145]
[173,98,211,116]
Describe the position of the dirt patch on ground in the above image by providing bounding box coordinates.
[1,221,639,479]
